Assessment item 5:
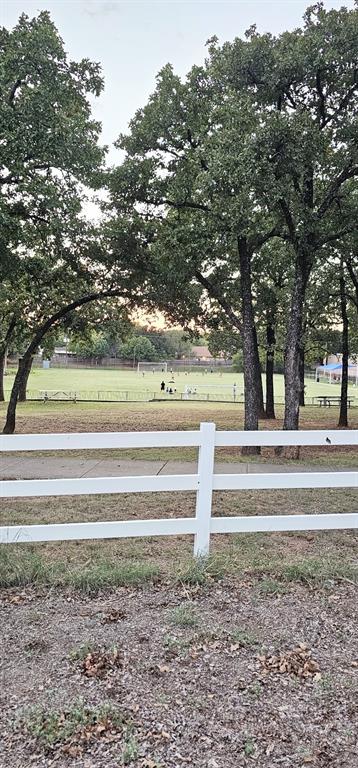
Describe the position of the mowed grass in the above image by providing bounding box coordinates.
[3,365,358,400]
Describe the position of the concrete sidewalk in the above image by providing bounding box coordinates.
[1,456,353,480]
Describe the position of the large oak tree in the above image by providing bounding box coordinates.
[109,2,357,439]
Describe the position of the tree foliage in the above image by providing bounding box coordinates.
[109,2,358,438]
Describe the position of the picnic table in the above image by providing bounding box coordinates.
[40,390,77,403]
[317,395,354,408]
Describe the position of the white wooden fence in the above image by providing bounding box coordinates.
[1,423,357,556]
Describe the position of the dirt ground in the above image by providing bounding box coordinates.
[1,576,357,768]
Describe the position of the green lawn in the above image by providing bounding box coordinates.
[3,366,357,402]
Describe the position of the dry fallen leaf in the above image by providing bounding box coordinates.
[258,645,321,680]
[101,609,126,624]
[81,649,123,678]
[149,663,169,676]
[62,744,83,757]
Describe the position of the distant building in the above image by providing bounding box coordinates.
[191,345,213,361]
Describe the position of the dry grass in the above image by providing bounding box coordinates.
[1,487,357,528]
[1,493,357,591]
[1,400,357,466]
[1,399,357,591]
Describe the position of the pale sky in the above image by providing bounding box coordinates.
[2,0,354,164]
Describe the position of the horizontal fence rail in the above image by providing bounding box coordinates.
[1,424,357,555]
[0,430,202,452]
[0,475,198,498]
[1,428,355,452]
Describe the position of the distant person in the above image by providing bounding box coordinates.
[160,380,165,391]
[233,383,237,401]
[169,387,173,394]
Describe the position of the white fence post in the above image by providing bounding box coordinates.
[194,422,216,558]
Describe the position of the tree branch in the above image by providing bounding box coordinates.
[195,270,242,333]
[248,226,281,252]
[0,173,20,186]
[0,314,17,352]
[317,164,358,220]
[345,257,358,292]
[321,78,358,129]
[8,78,22,106]
[25,289,129,357]
[164,199,210,213]
[279,199,296,242]
[345,257,358,311]
[317,226,356,247]
[316,69,326,126]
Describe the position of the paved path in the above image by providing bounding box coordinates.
[1,456,354,480]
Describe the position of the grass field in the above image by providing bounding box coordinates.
[3,365,358,401]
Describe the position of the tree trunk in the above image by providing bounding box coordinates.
[276,258,309,458]
[338,266,349,428]
[0,315,17,402]
[265,322,275,419]
[0,348,6,402]
[253,325,266,419]
[299,345,305,407]
[283,264,307,433]
[238,237,260,454]
[17,355,34,401]
[3,354,32,434]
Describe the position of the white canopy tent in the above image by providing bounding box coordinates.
[315,362,358,385]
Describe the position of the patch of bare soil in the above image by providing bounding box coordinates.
[1,578,357,768]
